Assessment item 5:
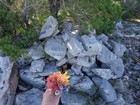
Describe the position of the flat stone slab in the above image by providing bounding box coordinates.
[44,38,67,60]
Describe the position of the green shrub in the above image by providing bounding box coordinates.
[0,1,50,60]
[59,0,122,34]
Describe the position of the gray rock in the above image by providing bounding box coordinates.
[111,41,126,57]
[73,76,95,96]
[70,75,83,87]
[67,57,77,64]
[39,16,59,39]
[91,68,114,80]
[81,35,102,56]
[62,32,71,42]
[62,21,73,32]
[19,67,45,89]
[29,59,45,73]
[77,56,96,67]
[108,94,125,105]
[67,69,75,76]
[97,34,109,42]
[28,45,45,60]
[115,21,123,30]
[17,54,33,66]
[44,38,66,60]
[71,64,82,75]
[106,58,125,78]
[38,61,58,77]
[97,45,117,63]
[67,37,85,57]
[56,58,67,67]
[0,56,11,71]
[0,56,13,105]
[61,91,88,105]
[15,88,43,105]
[113,31,124,37]
[133,63,140,70]
[0,50,3,56]
[92,77,117,102]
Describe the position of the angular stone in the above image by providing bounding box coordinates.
[111,41,126,57]
[77,56,95,67]
[97,45,117,63]
[56,58,67,67]
[28,45,45,60]
[91,68,114,80]
[81,35,103,56]
[44,38,66,60]
[67,37,85,57]
[71,64,82,75]
[73,76,95,96]
[15,88,43,105]
[0,56,13,105]
[0,56,11,71]
[106,58,125,79]
[38,61,58,77]
[29,59,45,73]
[62,32,71,42]
[67,57,77,64]
[39,16,59,39]
[92,77,117,102]
[62,21,73,32]
[19,67,45,89]
[134,63,140,70]
[70,75,83,87]
[108,94,126,105]
[61,91,88,105]
[97,34,109,43]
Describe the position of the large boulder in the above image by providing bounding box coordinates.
[44,38,67,60]
[15,88,43,105]
[39,16,59,39]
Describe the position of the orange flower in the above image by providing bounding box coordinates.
[46,71,70,92]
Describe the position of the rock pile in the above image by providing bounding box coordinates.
[14,16,127,105]
[0,16,130,105]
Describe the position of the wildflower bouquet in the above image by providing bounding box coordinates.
[46,71,70,95]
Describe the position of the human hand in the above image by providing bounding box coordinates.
[41,88,61,105]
